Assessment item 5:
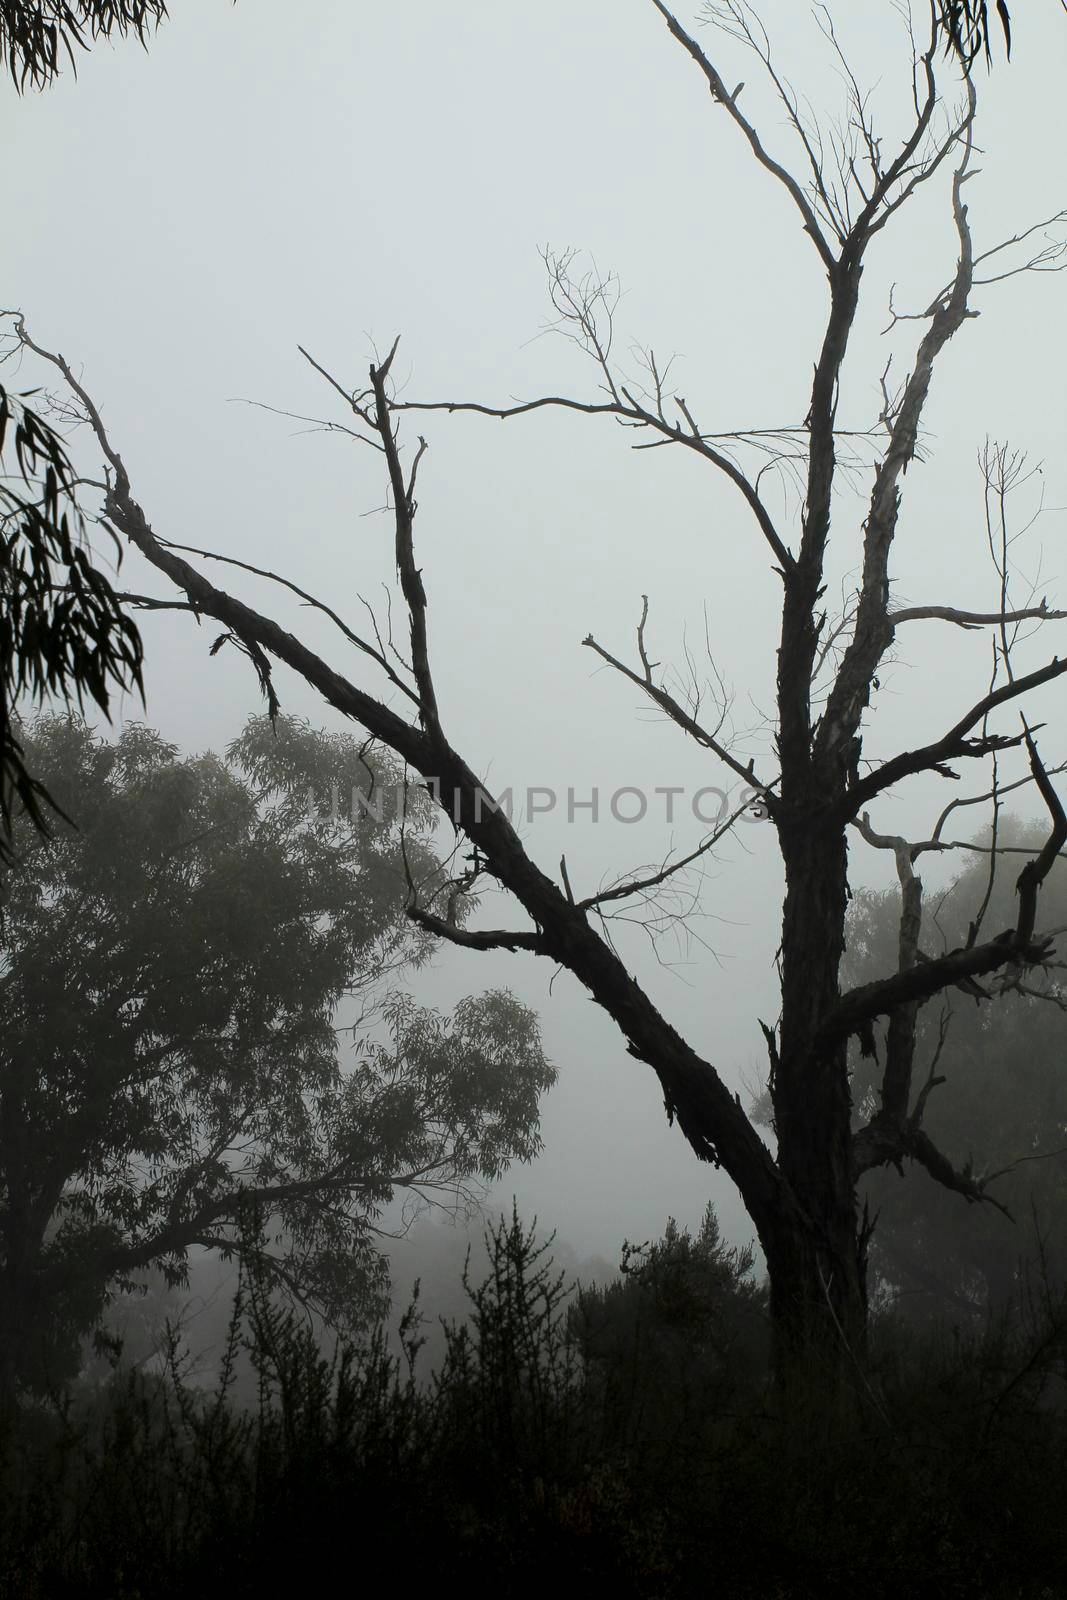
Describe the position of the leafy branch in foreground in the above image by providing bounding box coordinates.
[0,0,168,90]
[0,371,143,861]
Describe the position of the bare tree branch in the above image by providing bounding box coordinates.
[578,788,770,914]
[648,0,837,268]
[816,89,979,772]
[830,735,1064,1048]
[404,907,545,955]
[889,600,1067,629]
[154,536,421,706]
[582,598,772,799]
[844,653,1067,816]
[11,319,788,1236]
[389,380,795,574]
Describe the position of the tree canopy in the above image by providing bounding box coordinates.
[0,712,554,1395]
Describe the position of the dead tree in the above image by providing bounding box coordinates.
[9,2,1067,1385]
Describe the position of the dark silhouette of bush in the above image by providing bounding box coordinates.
[1,1204,1065,1598]
[571,1204,769,1465]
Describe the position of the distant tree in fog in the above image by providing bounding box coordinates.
[845,820,1067,1323]
[0,713,554,1398]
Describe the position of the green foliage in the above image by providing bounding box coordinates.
[0,0,168,89]
[0,382,143,859]
[846,820,1067,1323]
[0,713,554,1397]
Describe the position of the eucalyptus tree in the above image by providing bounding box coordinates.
[0,713,553,1397]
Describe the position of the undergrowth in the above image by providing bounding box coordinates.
[1,1204,1064,1599]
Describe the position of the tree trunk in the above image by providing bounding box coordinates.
[761,1211,867,1399]
[766,811,868,1393]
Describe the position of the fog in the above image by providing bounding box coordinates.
[4,0,1065,1274]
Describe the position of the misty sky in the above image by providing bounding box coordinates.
[3,0,1065,1268]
